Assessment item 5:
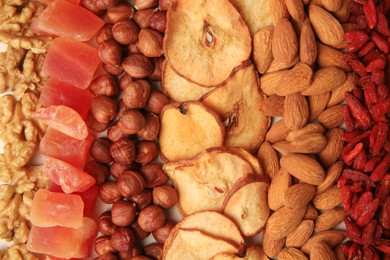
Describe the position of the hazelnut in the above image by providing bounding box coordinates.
[94,235,116,256]
[99,182,122,203]
[122,80,151,109]
[119,73,133,90]
[117,171,145,198]
[158,0,169,11]
[131,243,143,257]
[135,140,157,164]
[80,0,105,15]
[148,57,163,81]
[98,211,117,235]
[134,0,157,10]
[91,95,118,124]
[90,75,119,97]
[110,138,136,165]
[96,0,118,9]
[107,3,134,23]
[138,205,166,232]
[90,137,114,163]
[112,200,137,227]
[137,113,160,141]
[111,227,136,253]
[84,161,110,185]
[139,163,168,188]
[130,189,153,210]
[112,20,139,45]
[97,253,117,260]
[87,112,110,133]
[133,9,155,29]
[150,11,166,33]
[131,219,150,240]
[152,185,178,209]
[107,123,127,143]
[103,63,124,76]
[122,53,153,78]
[98,39,122,65]
[111,162,141,180]
[145,90,169,114]
[138,29,163,58]
[152,221,174,244]
[144,243,163,260]
[128,42,141,54]
[96,24,114,44]
[118,110,146,134]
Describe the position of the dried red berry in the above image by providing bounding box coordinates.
[363,0,377,29]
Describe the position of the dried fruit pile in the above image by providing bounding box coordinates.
[339,0,390,258]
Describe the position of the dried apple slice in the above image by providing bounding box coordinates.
[211,245,268,259]
[230,0,273,35]
[222,174,270,236]
[163,228,239,260]
[159,101,225,161]
[163,148,254,215]
[162,61,215,102]
[202,65,270,152]
[164,0,251,87]
[223,147,263,175]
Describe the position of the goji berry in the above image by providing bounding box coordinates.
[353,149,367,171]
[365,157,383,172]
[343,169,375,187]
[349,243,364,260]
[370,153,390,182]
[362,219,377,246]
[363,246,380,260]
[345,31,370,53]
[357,15,368,31]
[358,41,376,57]
[346,216,363,240]
[377,84,389,100]
[376,242,390,254]
[369,98,390,122]
[371,31,390,53]
[354,0,367,5]
[376,12,390,36]
[349,58,369,77]
[344,129,364,142]
[375,179,390,202]
[353,85,365,101]
[356,198,380,226]
[342,185,353,211]
[370,122,389,156]
[351,1,364,16]
[363,0,378,29]
[379,197,390,229]
[363,49,381,65]
[350,192,374,221]
[362,80,379,106]
[346,92,373,129]
[344,106,357,132]
[366,57,386,72]
[371,70,385,85]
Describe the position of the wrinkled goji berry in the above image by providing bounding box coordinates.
[344,143,365,165]
[346,216,362,240]
[379,197,390,229]
[376,12,390,36]
[362,219,377,246]
[369,98,390,122]
[362,79,379,106]
[375,179,390,202]
[353,149,367,171]
[363,245,380,260]
[363,49,381,65]
[356,198,380,226]
[343,169,375,187]
[349,58,369,77]
[342,185,353,211]
[370,153,390,182]
[371,70,385,85]
[363,0,377,29]
[345,31,370,53]
[349,242,364,259]
[346,92,373,129]
[377,84,389,100]
[344,129,364,142]
[366,57,386,72]
[358,41,376,57]
[370,122,389,156]
[344,106,357,132]
[365,156,383,172]
[351,1,364,16]
[375,242,390,254]
[371,31,390,53]
[357,15,369,31]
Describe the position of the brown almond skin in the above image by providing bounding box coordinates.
[315,208,346,232]
[301,230,345,254]
[262,228,285,258]
[265,206,306,240]
[280,154,325,185]
[284,183,316,209]
[310,242,337,260]
[286,220,314,248]
[272,18,298,64]
[313,186,342,210]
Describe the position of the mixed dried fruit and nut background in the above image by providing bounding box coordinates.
[0,0,389,259]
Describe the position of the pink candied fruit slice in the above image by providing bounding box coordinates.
[27,217,97,259]
[32,0,103,41]
[39,78,93,120]
[43,156,96,193]
[40,128,93,168]
[42,37,100,89]
[30,189,84,228]
[34,105,88,140]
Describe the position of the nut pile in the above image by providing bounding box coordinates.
[79,0,176,258]
[338,0,390,258]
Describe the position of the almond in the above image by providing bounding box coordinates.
[268,168,291,210]
[280,153,325,185]
[270,0,289,25]
[328,72,356,107]
[286,220,314,248]
[278,247,308,260]
[308,92,331,120]
[311,0,343,12]
[272,18,298,64]
[300,21,317,66]
[284,93,309,130]
[317,104,345,129]
[309,5,343,48]
[313,185,342,210]
[310,243,337,260]
[301,230,345,254]
[253,26,274,74]
[257,141,280,180]
[266,119,291,143]
[284,183,316,209]
[319,128,344,167]
[285,0,305,22]
[272,141,295,155]
[267,56,299,73]
[286,123,326,142]
[260,95,284,117]
[317,161,343,194]
[287,133,327,154]
[301,67,347,96]
[317,43,351,72]
[315,208,346,232]
[275,62,313,96]
[260,70,288,96]
[266,205,306,239]
[262,227,285,258]
[303,204,319,220]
